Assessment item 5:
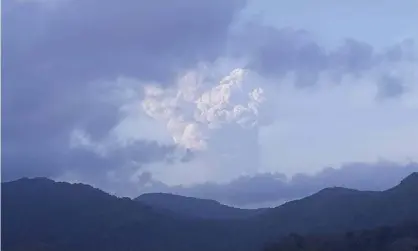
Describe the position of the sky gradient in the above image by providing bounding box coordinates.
[3,0,418,207]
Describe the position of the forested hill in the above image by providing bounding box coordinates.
[2,173,418,251]
[264,222,418,251]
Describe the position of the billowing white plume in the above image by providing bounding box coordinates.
[141,67,270,151]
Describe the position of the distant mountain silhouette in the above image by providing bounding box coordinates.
[2,172,418,251]
[1,177,255,251]
[391,172,418,191]
[256,172,418,237]
[135,193,266,219]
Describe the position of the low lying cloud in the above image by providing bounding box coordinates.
[137,161,418,208]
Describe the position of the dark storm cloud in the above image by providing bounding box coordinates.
[143,162,418,208]
[233,23,416,94]
[2,0,246,180]
[377,74,406,99]
[3,0,246,82]
[2,135,177,181]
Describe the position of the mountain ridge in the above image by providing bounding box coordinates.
[2,172,418,251]
[135,192,266,219]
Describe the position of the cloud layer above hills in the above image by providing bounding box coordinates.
[3,0,418,205]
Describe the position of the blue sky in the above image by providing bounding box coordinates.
[3,0,418,207]
[247,0,418,48]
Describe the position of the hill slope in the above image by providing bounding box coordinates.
[2,172,418,251]
[135,192,265,219]
[255,172,418,238]
[264,222,418,251]
[1,178,252,251]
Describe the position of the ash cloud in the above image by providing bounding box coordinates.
[141,66,272,151]
[3,0,418,195]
